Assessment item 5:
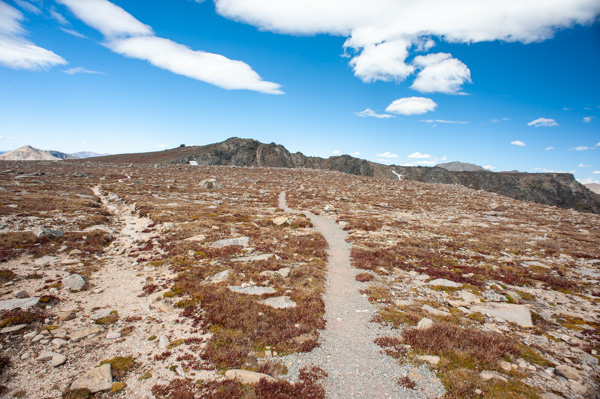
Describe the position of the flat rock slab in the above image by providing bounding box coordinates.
[71,325,105,341]
[260,296,297,309]
[1,324,27,333]
[71,363,113,393]
[208,270,230,283]
[470,303,533,328]
[428,278,462,288]
[185,234,206,242]
[0,297,40,311]
[225,369,276,384]
[63,274,85,291]
[213,237,250,248]
[228,286,276,295]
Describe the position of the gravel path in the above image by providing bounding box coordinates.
[278,192,445,399]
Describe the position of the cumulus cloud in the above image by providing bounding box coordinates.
[376,152,398,158]
[583,116,594,123]
[511,140,526,147]
[579,164,590,167]
[0,1,67,70]
[579,177,600,184]
[64,67,106,75]
[331,150,341,155]
[385,97,437,115]
[411,53,471,94]
[545,146,555,150]
[527,118,558,127]
[570,146,591,151]
[213,0,600,87]
[594,171,600,174]
[483,165,496,170]
[58,0,282,94]
[350,152,360,156]
[407,152,431,159]
[419,119,468,124]
[355,108,395,119]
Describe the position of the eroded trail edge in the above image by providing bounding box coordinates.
[278,192,445,399]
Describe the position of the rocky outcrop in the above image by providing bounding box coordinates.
[86,138,600,214]
[0,146,60,161]
[436,161,486,172]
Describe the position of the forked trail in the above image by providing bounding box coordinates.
[279,192,444,399]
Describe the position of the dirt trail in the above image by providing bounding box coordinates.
[279,192,444,399]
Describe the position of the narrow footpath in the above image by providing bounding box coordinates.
[278,192,445,399]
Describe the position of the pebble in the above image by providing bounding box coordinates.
[52,338,68,349]
[106,332,121,339]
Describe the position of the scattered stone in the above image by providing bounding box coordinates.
[422,304,451,317]
[91,310,112,320]
[185,234,206,242]
[568,381,587,395]
[71,363,113,393]
[499,360,512,373]
[260,296,297,309]
[469,304,533,328]
[555,364,581,380]
[225,369,277,384]
[59,311,76,321]
[415,355,440,365]
[428,279,462,288]
[235,254,275,262]
[63,274,85,292]
[199,179,223,189]
[21,352,31,360]
[416,318,434,330]
[273,216,289,226]
[480,370,508,382]
[13,290,28,298]
[24,331,37,340]
[71,325,105,341]
[52,338,68,349]
[0,297,40,311]
[106,332,121,340]
[159,335,169,349]
[51,328,68,339]
[212,236,250,248]
[459,291,480,303]
[228,286,276,295]
[51,354,67,367]
[209,270,230,283]
[1,324,27,333]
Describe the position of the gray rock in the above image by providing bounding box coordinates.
[33,226,64,239]
[416,318,434,330]
[0,297,40,311]
[91,310,112,320]
[235,254,275,262]
[260,296,297,309]
[415,355,440,365]
[483,291,508,302]
[50,354,67,367]
[469,304,533,328]
[209,270,230,283]
[225,369,277,384]
[71,363,113,393]
[71,325,105,341]
[213,237,250,248]
[199,179,223,189]
[428,278,462,288]
[37,351,60,362]
[540,393,564,399]
[52,338,68,349]
[499,360,512,373]
[228,286,276,295]
[51,328,68,339]
[58,311,76,322]
[106,332,121,340]
[159,334,169,349]
[21,352,31,360]
[555,364,581,380]
[273,216,289,226]
[480,370,507,382]
[63,274,85,292]
[13,290,28,298]
[422,304,451,317]
[582,352,598,366]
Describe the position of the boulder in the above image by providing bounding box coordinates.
[428,279,462,288]
[260,296,297,309]
[71,364,113,393]
[555,365,581,380]
[469,304,533,328]
[415,355,440,365]
[480,370,507,382]
[0,297,40,311]
[71,325,105,341]
[1,324,27,333]
[63,274,85,292]
[416,318,434,330]
[273,216,289,226]
[199,179,223,189]
[209,270,230,283]
[212,237,250,248]
[225,369,277,384]
[33,226,64,239]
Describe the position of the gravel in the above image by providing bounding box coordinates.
[279,192,446,399]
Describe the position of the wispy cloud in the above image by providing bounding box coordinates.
[491,118,509,123]
[331,150,341,155]
[14,0,41,14]
[583,116,594,123]
[579,177,600,184]
[579,164,591,167]
[376,152,398,158]
[355,108,394,119]
[511,140,526,147]
[419,119,468,124]
[50,7,69,25]
[594,171,600,174]
[60,28,87,38]
[57,0,282,94]
[483,165,496,170]
[63,66,106,75]
[407,151,431,159]
[569,146,592,151]
[527,118,558,127]
[545,146,554,151]
[350,152,360,156]
[0,2,67,70]
[385,97,437,115]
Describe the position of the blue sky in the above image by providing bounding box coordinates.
[0,0,599,184]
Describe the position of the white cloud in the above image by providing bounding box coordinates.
[331,150,341,155]
[376,152,398,158]
[594,171,600,174]
[355,108,394,119]
[419,119,468,124]
[350,152,360,156]
[570,146,591,151]
[563,107,572,111]
[579,164,590,167]
[0,2,67,70]
[511,140,526,147]
[64,66,106,75]
[578,177,599,184]
[385,97,436,115]
[213,0,600,87]
[583,116,594,123]
[407,151,431,159]
[545,146,555,150]
[50,7,69,25]
[58,0,282,94]
[410,53,471,94]
[14,0,41,15]
[155,144,167,148]
[532,168,572,173]
[491,117,510,123]
[527,118,558,127]
[483,165,496,170]
[60,28,86,38]
[596,142,600,146]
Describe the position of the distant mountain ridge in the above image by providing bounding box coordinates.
[436,161,486,172]
[86,137,600,214]
[0,146,107,161]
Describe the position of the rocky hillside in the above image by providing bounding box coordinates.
[0,146,60,161]
[86,138,600,214]
[436,161,486,172]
